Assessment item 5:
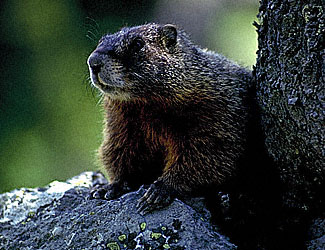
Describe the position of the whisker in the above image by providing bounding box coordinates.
[96,92,104,106]
[86,34,97,43]
[84,16,101,44]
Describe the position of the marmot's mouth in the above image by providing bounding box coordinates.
[98,74,110,87]
[90,71,123,94]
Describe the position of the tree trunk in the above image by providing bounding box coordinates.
[255,0,324,211]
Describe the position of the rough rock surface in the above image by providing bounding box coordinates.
[0,172,236,250]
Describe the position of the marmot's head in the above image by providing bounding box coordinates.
[87,23,194,100]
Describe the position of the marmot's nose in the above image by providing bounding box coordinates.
[88,44,115,73]
[87,53,103,74]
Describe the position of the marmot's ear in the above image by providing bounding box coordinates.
[160,24,177,50]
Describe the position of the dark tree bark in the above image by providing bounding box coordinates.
[255,0,324,211]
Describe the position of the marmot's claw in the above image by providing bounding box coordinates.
[90,182,131,201]
[90,184,109,199]
[136,180,175,215]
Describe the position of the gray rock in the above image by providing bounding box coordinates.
[0,172,236,250]
[0,172,95,225]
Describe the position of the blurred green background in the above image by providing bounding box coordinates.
[0,0,258,192]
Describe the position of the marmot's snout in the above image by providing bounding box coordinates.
[88,52,103,75]
[88,43,124,93]
[88,41,115,69]
[87,52,106,90]
[87,40,118,87]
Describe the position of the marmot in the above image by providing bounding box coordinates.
[87,23,254,214]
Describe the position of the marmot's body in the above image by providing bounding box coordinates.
[87,23,254,213]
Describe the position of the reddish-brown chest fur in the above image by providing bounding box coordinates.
[100,91,246,194]
[101,97,188,187]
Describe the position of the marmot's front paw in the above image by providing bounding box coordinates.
[90,181,132,200]
[136,180,177,215]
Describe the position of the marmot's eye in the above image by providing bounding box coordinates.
[130,38,145,53]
